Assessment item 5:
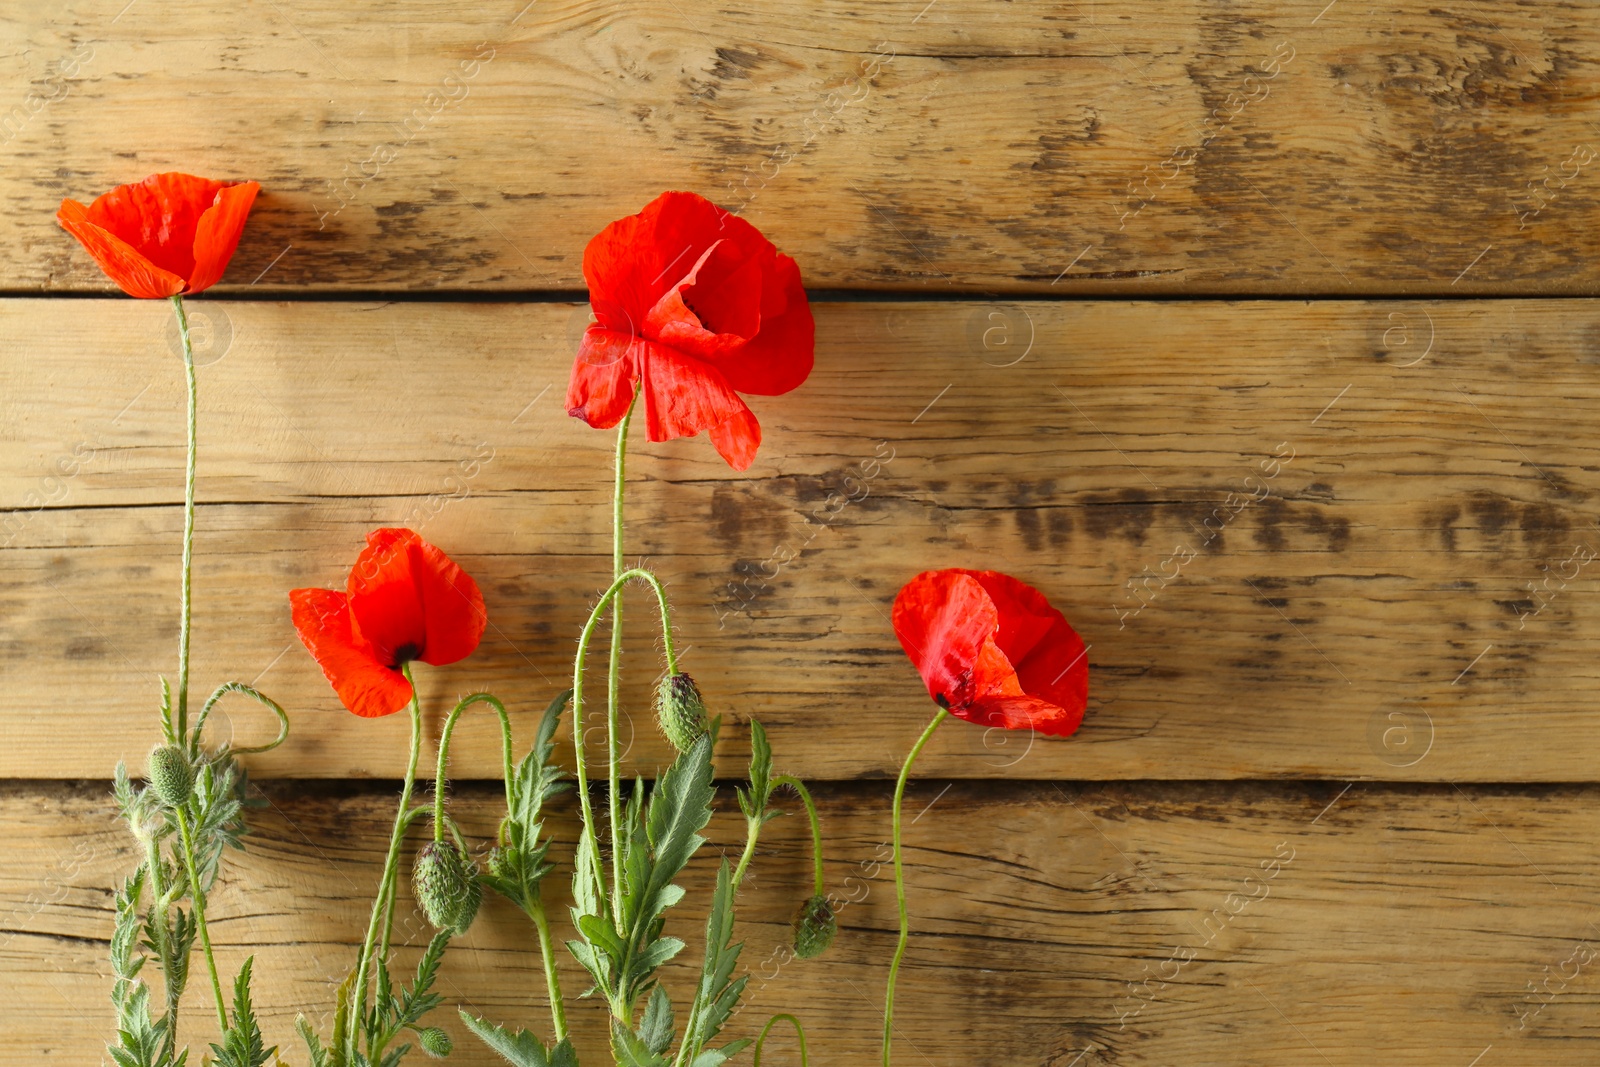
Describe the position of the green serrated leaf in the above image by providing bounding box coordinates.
[611,1019,669,1067]
[637,985,674,1055]
[208,957,278,1067]
[458,1010,556,1067]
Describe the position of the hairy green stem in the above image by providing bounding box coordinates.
[754,1013,810,1067]
[774,776,825,897]
[348,672,424,1060]
[432,693,515,841]
[569,565,679,901]
[169,295,198,740]
[175,807,228,1033]
[882,708,948,1067]
[606,398,635,916]
[526,889,569,1042]
[142,832,179,1059]
[376,805,431,968]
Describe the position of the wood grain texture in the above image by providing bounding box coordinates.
[4,1,1597,295]
[3,779,1598,1066]
[7,298,1600,781]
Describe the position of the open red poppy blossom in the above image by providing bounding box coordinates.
[565,190,814,471]
[290,528,487,718]
[57,172,260,298]
[892,568,1088,737]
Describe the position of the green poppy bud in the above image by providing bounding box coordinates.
[414,1026,453,1057]
[413,840,482,936]
[487,844,516,881]
[656,672,709,753]
[146,744,194,808]
[792,893,837,959]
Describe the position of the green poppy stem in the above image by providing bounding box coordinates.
[882,707,948,1067]
[174,806,228,1033]
[607,397,635,916]
[754,1013,810,1067]
[774,775,825,898]
[169,294,198,741]
[347,669,424,1060]
[432,693,515,841]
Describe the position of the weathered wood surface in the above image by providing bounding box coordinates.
[4,1,1596,295]
[4,780,1597,1066]
[7,298,1600,781]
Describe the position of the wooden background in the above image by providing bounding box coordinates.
[3,1,1599,1064]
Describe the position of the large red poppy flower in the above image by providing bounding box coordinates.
[290,528,486,718]
[57,172,260,298]
[892,568,1089,737]
[565,191,814,471]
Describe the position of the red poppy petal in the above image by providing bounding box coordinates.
[638,340,746,445]
[1012,614,1089,729]
[346,528,430,666]
[967,570,1088,722]
[411,535,487,666]
[643,240,757,365]
[57,199,186,299]
[187,181,259,293]
[566,327,641,429]
[891,570,1002,709]
[964,570,1058,669]
[966,693,1084,737]
[707,253,814,396]
[86,173,230,283]
[290,587,413,717]
[707,399,761,471]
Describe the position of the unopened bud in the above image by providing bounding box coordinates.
[415,1026,453,1057]
[146,745,194,808]
[487,844,516,881]
[413,840,482,935]
[792,893,837,959]
[656,672,709,753]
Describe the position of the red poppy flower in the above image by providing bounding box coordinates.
[290,528,486,718]
[565,190,814,471]
[57,172,260,298]
[892,568,1088,737]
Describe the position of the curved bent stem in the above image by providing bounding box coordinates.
[882,708,948,1067]
[774,775,826,898]
[432,692,515,841]
[191,681,290,758]
[347,669,424,1061]
[754,1013,810,1067]
[568,565,679,900]
[170,295,198,740]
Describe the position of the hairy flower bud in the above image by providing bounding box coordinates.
[146,744,194,808]
[792,893,837,959]
[487,844,516,881]
[413,840,482,935]
[656,672,709,753]
[415,1026,453,1057]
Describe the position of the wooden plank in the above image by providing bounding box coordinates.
[3,1,1595,295]
[7,298,1600,781]
[3,779,1597,1065]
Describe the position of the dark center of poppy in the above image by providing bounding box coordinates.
[934,693,951,709]
[390,642,422,669]
[684,294,714,333]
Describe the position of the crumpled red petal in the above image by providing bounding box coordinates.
[56,199,186,299]
[187,181,260,293]
[289,587,413,718]
[346,528,485,668]
[573,190,813,468]
[892,568,1089,738]
[638,341,761,468]
[566,326,641,429]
